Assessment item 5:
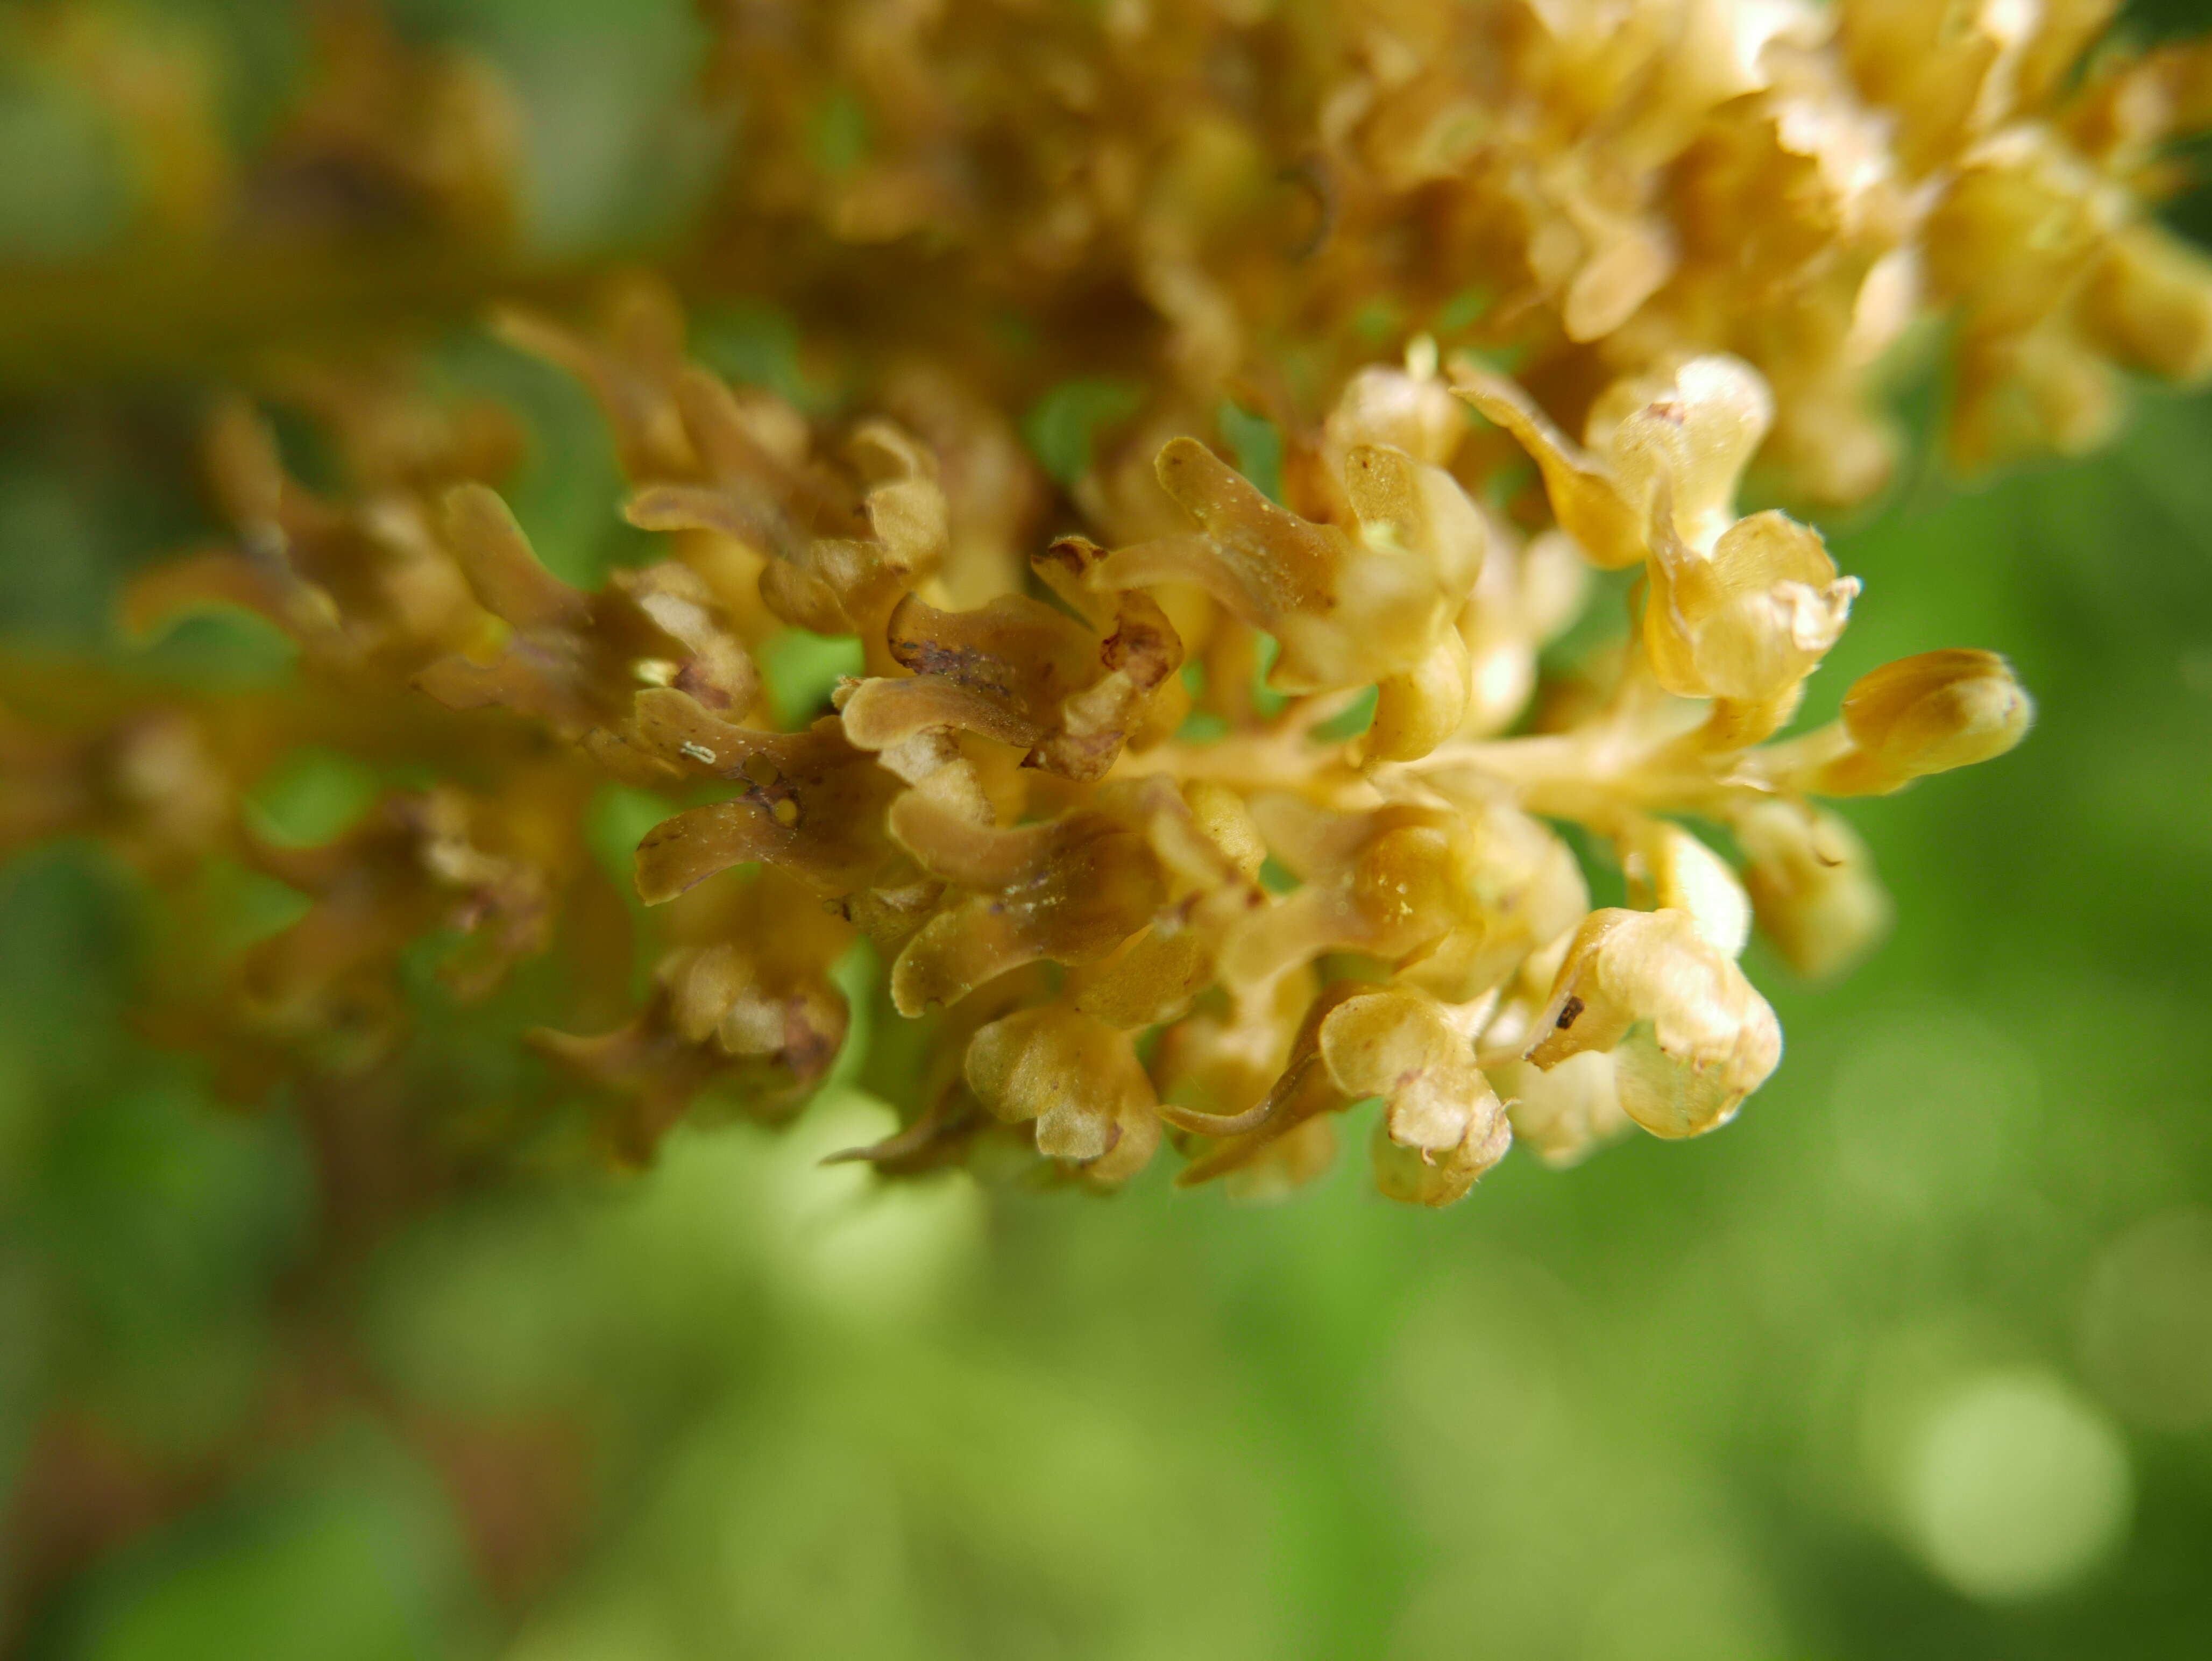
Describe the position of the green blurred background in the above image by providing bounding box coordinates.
[5,3,2212,1657]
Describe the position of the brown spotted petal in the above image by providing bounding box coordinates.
[887,793,1166,1014]
[840,588,1097,760]
[418,488,760,773]
[634,695,902,902]
[1026,590,1184,780]
[1526,908,1781,1139]
[889,591,1097,715]
[839,674,1046,756]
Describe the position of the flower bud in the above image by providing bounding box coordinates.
[1526,908,1781,1138]
[2081,224,2212,384]
[1734,801,1892,980]
[1826,648,2033,791]
[1369,627,1472,762]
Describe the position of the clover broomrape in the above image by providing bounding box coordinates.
[1,0,2199,1203]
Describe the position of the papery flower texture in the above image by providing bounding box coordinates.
[10,0,2193,1206]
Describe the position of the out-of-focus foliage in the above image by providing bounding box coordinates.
[2,1,2210,1657]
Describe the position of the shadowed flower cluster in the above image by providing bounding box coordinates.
[1,0,2196,1207]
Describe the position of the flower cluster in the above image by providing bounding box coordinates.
[0,0,2197,1205]
[699,0,2212,495]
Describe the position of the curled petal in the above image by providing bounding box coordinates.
[965,1004,1159,1180]
[442,484,589,634]
[1026,590,1183,779]
[841,675,1044,754]
[1605,356,1773,553]
[888,591,1096,714]
[846,583,1181,782]
[1068,925,1211,1028]
[1084,439,1451,692]
[634,704,901,900]
[1324,363,1468,467]
[888,794,1165,1013]
[1456,373,1644,568]
[1526,908,1781,1138]
[1459,356,1775,569]
[1643,500,1859,703]
[1342,443,1487,598]
[614,564,758,714]
[1369,628,1472,762]
[1369,1109,1513,1207]
[1318,985,1506,1161]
